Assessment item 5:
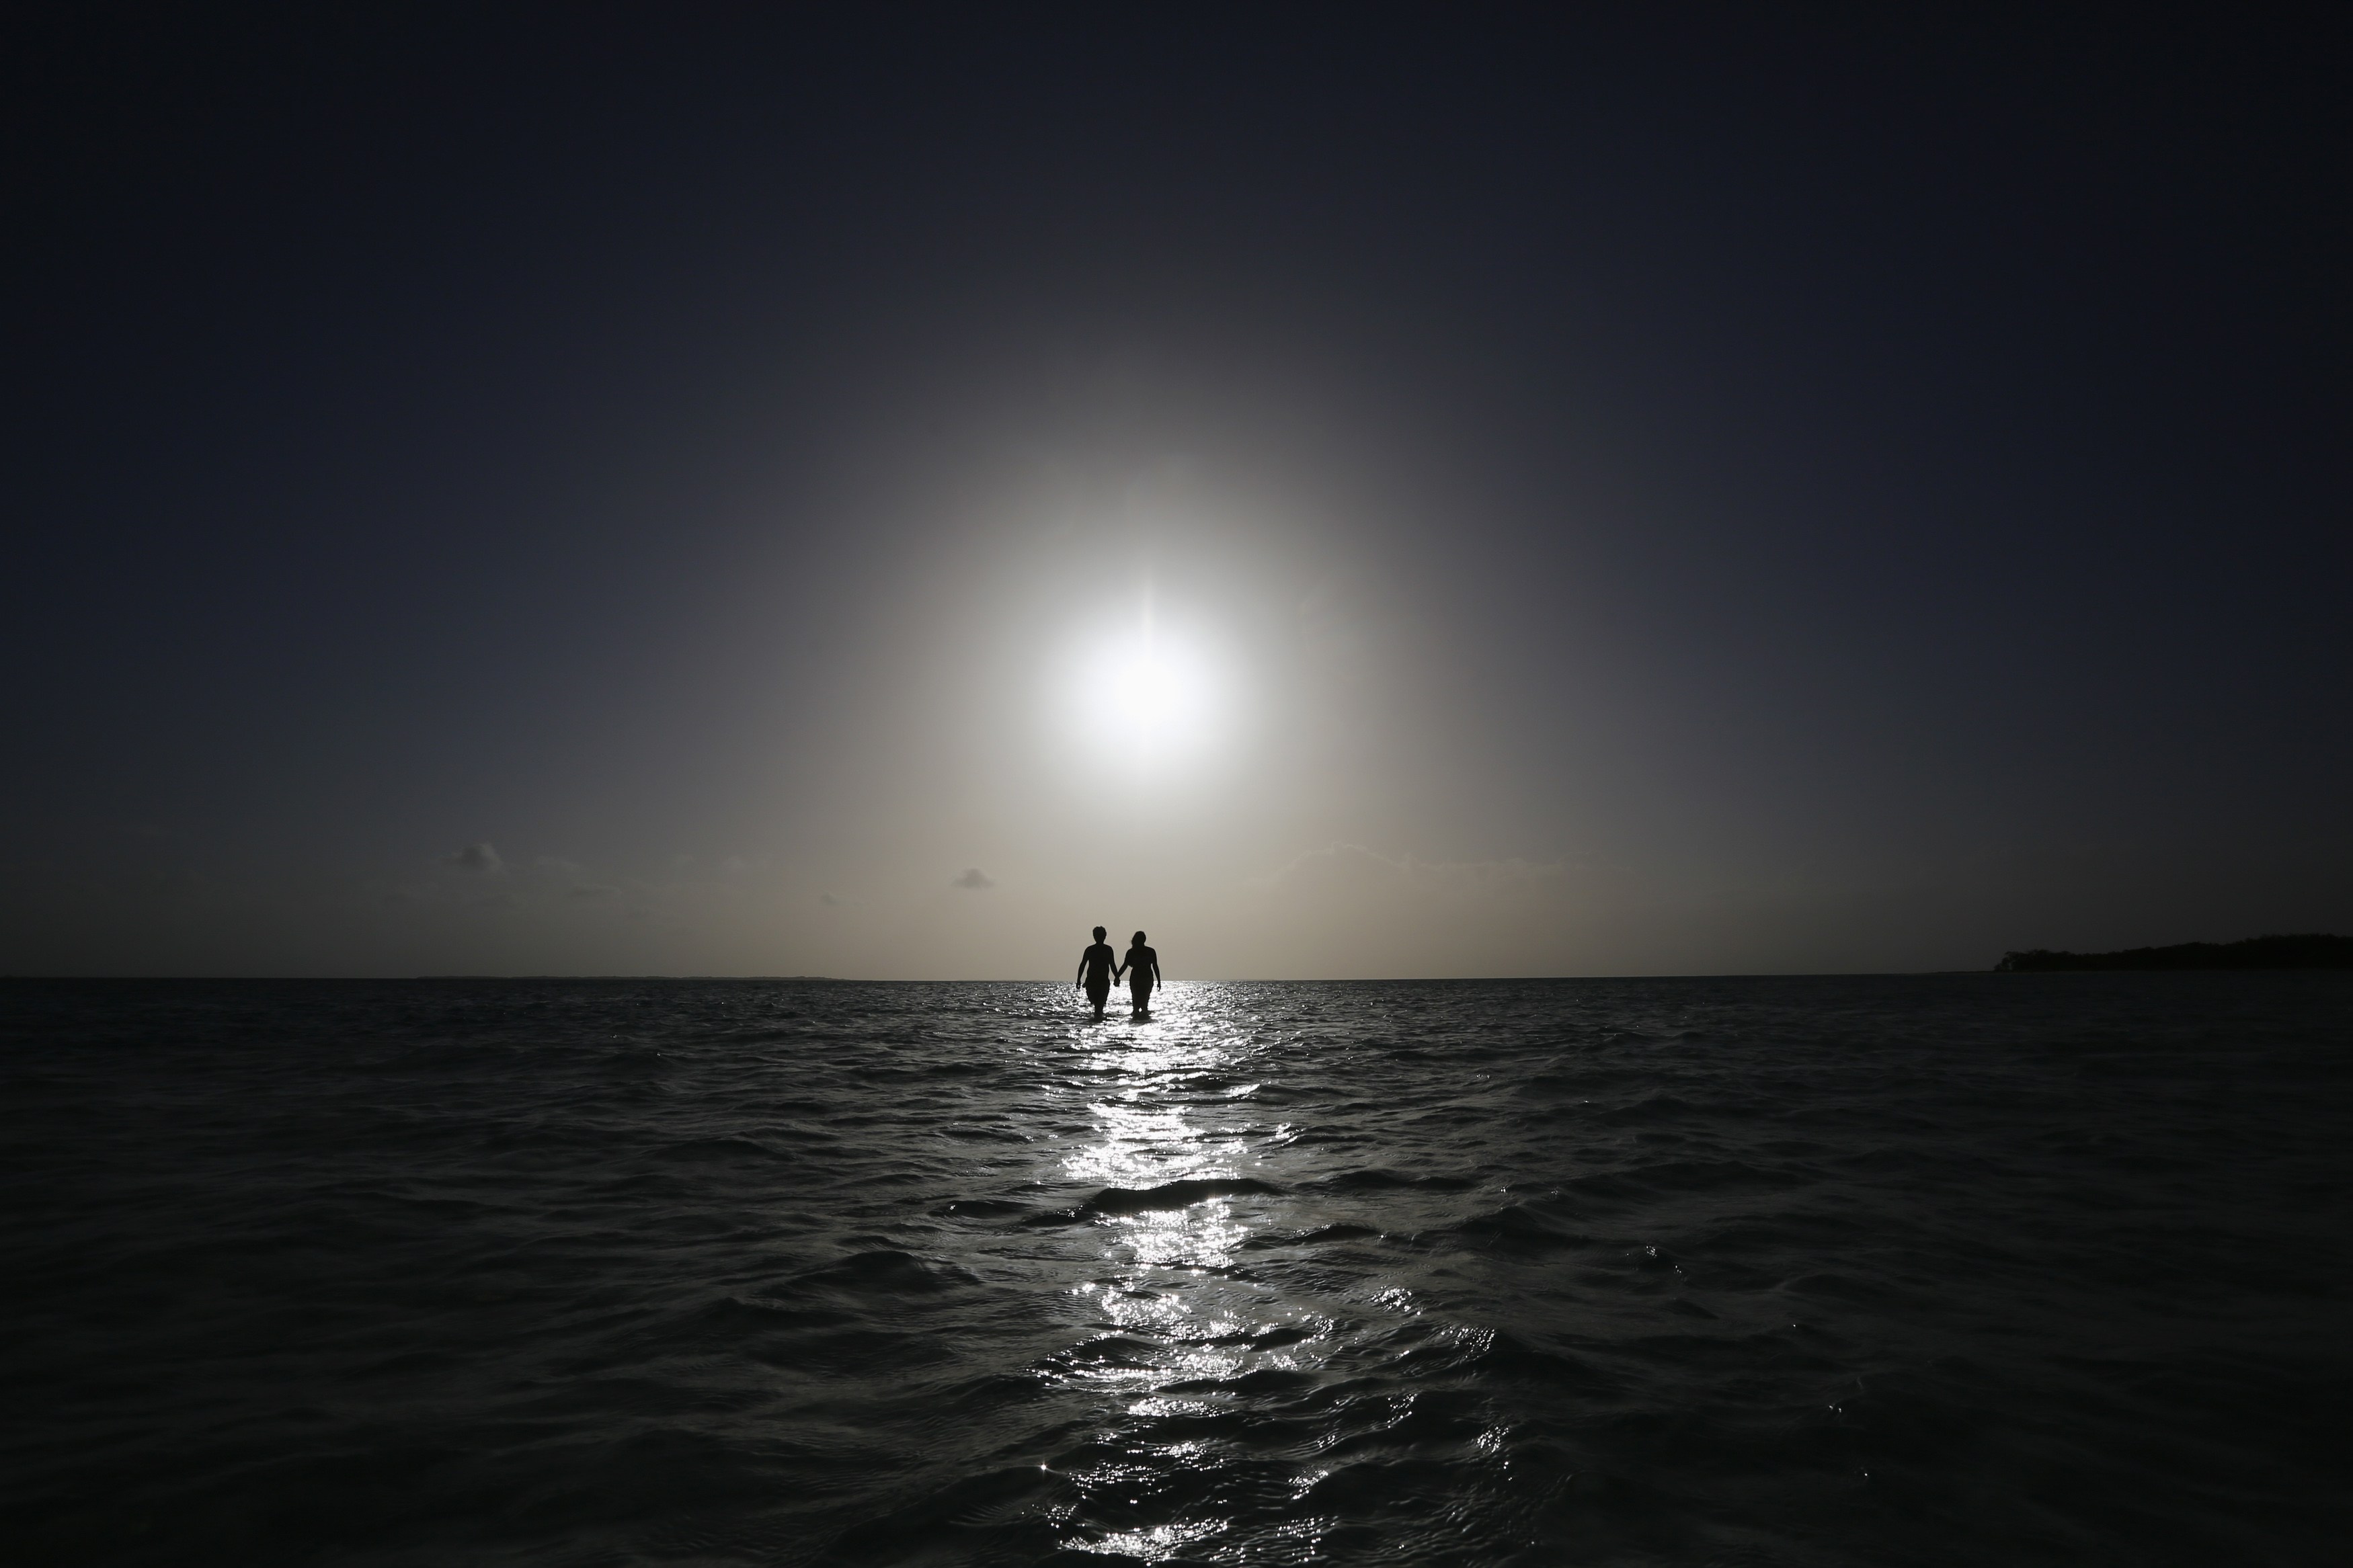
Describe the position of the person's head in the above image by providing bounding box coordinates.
[1092,925,1106,941]
[1132,931,1146,946]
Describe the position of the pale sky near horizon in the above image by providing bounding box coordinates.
[6,14,2346,977]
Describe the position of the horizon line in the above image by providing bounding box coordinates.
[8,969,2054,983]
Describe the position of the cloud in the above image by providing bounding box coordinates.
[565,884,619,901]
[953,867,995,890]
[820,891,842,906]
[445,842,503,874]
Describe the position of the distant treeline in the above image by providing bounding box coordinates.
[1995,934,2353,971]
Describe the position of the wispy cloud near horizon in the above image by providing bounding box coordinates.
[444,843,502,874]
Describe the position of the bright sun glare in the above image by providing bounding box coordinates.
[1064,612,1223,772]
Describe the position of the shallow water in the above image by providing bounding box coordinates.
[3,975,2348,1565]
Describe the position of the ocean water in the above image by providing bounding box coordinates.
[3,975,2346,1567]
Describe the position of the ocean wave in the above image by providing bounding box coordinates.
[1077,1177,1285,1216]
[5,973,2345,1565]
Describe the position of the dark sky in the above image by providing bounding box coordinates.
[6,9,2346,977]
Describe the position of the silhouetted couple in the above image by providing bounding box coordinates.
[1075,926,1160,1020]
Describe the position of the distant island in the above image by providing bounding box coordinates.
[1995,934,2353,971]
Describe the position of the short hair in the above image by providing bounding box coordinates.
[1132,931,1146,944]
[1092,925,1106,939]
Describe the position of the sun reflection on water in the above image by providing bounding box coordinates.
[1043,989,1328,1558]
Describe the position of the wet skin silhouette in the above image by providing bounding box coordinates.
[1075,927,1115,1020]
[1114,932,1160,1016]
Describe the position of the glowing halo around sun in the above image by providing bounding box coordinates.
[1055,609,1228,776]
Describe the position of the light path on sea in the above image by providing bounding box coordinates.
[844,979,1546,1565]
[1039,995,1418,1562]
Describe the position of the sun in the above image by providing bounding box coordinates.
[1061,614,1224,772]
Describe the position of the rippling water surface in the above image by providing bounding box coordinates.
[4,976,2348,1565]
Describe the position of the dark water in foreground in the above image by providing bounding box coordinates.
[3,976,2348,1567]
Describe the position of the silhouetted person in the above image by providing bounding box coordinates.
[1115,931,1160,1016]
[1076,925,1115,1020]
